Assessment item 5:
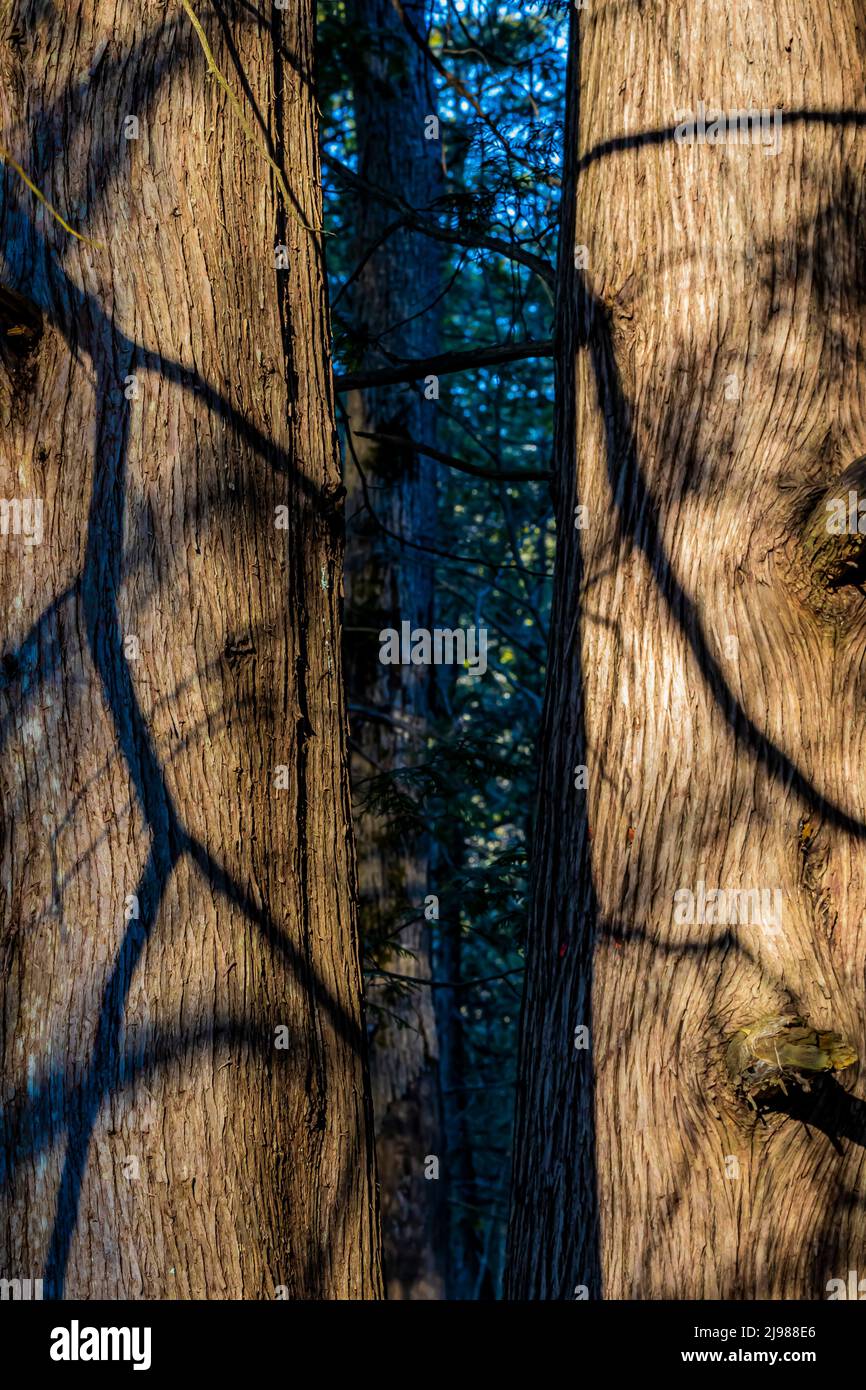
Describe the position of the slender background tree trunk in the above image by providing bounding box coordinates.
[510,1,866,1299]
[342,0,444,1300]
[0,0,381,1298]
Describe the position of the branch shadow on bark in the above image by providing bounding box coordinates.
[760,1073,866,1153]
[578,291,866,846]
[511,89,866,1298]
[571,118,866,1282]
[0,174,366,1293]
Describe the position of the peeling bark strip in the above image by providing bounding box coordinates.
[509,4,866,1299]
[0,1,381,1297]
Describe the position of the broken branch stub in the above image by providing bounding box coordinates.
[800,456,866,610]
[726,1013,858,1109]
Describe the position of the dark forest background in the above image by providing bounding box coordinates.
[318,0,567,1298]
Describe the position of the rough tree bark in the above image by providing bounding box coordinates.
[509,3,866,1299]
[341,0,444,1299]
[0,0,381,1298]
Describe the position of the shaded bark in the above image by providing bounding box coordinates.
[510,3,866,1299]
[342,0,443,1299]
[430,834,483,1300]
[0,0,380,1298]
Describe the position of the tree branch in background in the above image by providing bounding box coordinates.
[351,430,552,483]
[334,338,554,392]
[366,966,524,989]
[388,0,558,185]
[323,152,555,288]
[339,401,551,577]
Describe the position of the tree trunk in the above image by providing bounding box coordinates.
[509,5,866,1299]
[431,834,482,1300]
[0,0,381,1299]
[342,0,444,1299]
